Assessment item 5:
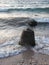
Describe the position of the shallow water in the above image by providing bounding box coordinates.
[34,24,49,55]
[0,18,49,58]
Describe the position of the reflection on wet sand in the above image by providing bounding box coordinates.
[21,48,36,65]
[22,49,34,60]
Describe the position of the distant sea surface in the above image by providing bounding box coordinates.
[0,0,49,58]
[0,0,49,22]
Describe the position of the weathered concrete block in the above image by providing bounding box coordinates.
[19,28,36,47]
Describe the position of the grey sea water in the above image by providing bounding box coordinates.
[0,0,49,21]
[0,0,49,58]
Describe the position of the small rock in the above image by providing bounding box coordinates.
[28,19,37,27]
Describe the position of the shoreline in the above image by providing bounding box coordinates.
[0,50,49,65]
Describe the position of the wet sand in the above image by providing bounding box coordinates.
[0,49,49,65]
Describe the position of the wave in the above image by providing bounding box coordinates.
[0,7,49,13]
[0,35,49,58]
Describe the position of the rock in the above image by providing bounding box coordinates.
[28,19,37,27]
[19,28,36,47]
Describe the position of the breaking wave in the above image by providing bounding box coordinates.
[0,7,49,13]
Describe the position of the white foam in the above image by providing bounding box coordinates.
[34,36,49,55]
[0,40,27,58]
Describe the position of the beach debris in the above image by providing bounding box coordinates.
[19,28,36,47]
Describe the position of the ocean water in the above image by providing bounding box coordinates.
[0,0,49,22]
[0,0,49,58]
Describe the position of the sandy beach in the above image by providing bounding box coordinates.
[0,49,49,65]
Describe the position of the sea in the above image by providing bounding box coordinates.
[0,0,49,58]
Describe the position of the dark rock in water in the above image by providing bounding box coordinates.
[28,19,37,27]
[19,28,36,47]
